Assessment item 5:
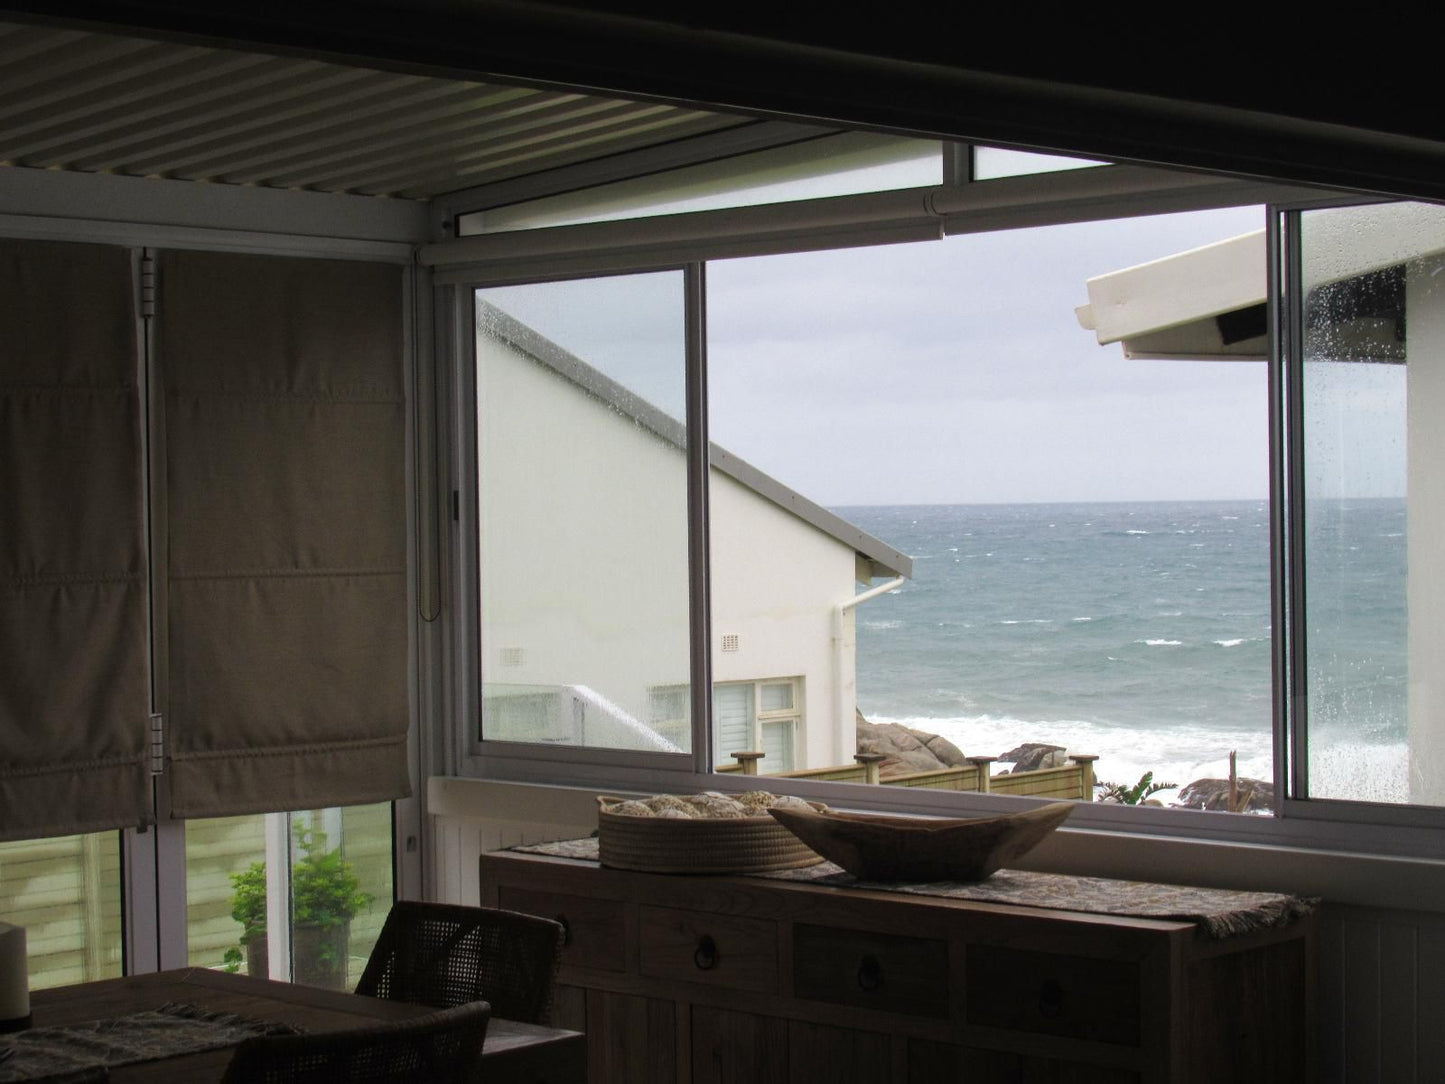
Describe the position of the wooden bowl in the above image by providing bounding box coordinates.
[767,801,1073,882]
[596,795,827,874]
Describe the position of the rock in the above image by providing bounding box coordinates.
[855,719,957,778]
[999,743,1067,772]
[1175,777,1274,813]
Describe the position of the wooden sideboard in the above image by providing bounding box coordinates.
[479,851,1315,1083]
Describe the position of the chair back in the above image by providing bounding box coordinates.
[355,902,564,1024]
[219,1000,489,1084]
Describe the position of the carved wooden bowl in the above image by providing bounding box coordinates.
[767,801,1073,882]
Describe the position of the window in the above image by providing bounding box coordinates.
[452,156,1445,855]
[1285,199,1445,811]
[649,679,803,773]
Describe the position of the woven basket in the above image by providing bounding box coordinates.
[596,795,826,874]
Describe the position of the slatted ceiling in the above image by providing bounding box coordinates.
[0,20,751,199]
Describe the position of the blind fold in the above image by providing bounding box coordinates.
[157,250,410,818]
[0,240,151,840]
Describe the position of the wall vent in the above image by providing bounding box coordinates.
[500,647,525,667]
[721,634,740,653]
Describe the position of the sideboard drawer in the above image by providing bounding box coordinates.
[499,885,627,972]
[639,905,778,993]
[965,944,1141,1045]
[793,923,949,1019]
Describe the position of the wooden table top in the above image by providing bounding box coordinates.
[27,967,584,1083]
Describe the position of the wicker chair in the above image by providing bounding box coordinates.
[354,902,564,1025]
[219,1000,489,1084]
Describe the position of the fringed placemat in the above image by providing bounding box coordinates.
[0,1001,299,1082]
[511,837,1316,939]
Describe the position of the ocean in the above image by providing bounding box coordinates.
[836,500,1409,804]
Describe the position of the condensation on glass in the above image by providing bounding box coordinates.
[1299,201,1445,806]
[475,272,692,754]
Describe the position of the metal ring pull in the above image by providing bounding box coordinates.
[857,954,883,992]
[693,934,719,971]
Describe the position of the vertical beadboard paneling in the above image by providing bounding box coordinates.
[1378,922,1418,1084]
[1318,911,1347,1084]
[1418,923,1445,1083]
[1343,917,1382,1082]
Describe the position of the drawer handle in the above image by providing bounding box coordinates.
[1038,978,1066,1019]
[554,914,571,947]
[694,934,719,971]
[857,954,884,992]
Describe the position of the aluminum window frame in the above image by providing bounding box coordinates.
[441,172,1445,862]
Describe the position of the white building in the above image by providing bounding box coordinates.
[476,301,910,771]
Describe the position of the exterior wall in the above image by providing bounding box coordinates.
[710,470,860,768]
[478,331,869,762]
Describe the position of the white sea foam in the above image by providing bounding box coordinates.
[1138,638,1183,646]
[1126,529,1150,535]
[862,620,902,630]
[1214,638,1246,647]
[1071,616,1092,622]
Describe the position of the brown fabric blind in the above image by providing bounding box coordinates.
[157,250,410,817]
[0,239,151,840]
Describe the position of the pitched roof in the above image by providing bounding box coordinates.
[477,300,911,579]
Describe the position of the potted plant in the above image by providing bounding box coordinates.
[223,860,268,978]
[289,824,373,990]
[225,824,372,990]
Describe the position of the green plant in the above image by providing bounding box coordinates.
[230,860,268,943]
[1098,771,1176,805]
[291,824,372,930]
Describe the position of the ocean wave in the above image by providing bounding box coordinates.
[1138,638,1183,646]
[1071,616,1092,622]
[862,620,902,630]
[1214,638,1246,647]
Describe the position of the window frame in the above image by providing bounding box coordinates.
[440,169,1445,863]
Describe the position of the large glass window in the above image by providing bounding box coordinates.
[475,271,692,754]
[705,207,1272,809]
[1295,201,1445,807]
[185,803,392,990]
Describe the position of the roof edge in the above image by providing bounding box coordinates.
[476,299,912,579]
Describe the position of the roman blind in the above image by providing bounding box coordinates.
[157,250,410,817]
[0,239,151,840]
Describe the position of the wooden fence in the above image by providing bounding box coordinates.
[721,750,1098,801]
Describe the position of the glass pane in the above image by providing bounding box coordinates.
[477,272,691,752]
[1299,201,1445,805]
[761,719,796,773]
[186,803,392,989]
[973,146,1107,180]
[707,205,1272,810]
[460,133,942,234]
[760,683,794,712]
[0,833,122,990]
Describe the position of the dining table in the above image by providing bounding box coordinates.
[13,966,585,1082]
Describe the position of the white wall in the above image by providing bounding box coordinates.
[710,470,860,768]
[478,332,869,763]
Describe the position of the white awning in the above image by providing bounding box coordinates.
[1074,230,1266,361]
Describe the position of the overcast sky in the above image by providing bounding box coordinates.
[481,202,1296,506]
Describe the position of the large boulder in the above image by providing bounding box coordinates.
[855,719,960,777]
[1176,777,1274,813]
[998,743,1067,773]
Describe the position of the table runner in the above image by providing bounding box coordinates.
[0,1001,297,1082]
[511,837,1316,939]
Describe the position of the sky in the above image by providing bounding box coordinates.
[480,200,1295,507]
